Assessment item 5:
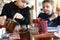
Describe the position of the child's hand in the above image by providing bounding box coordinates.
[13,13,23,19]
[49,13,58,21]
[0,16,6,25]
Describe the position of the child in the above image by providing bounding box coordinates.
[38,0,58,27]
[56,7,60,25]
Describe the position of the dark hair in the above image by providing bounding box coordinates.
[42,0,54,6]
[42,0,50,4]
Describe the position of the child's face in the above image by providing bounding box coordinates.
[17,0,29,9]
[42,2,53,14]
[56,7,60,16]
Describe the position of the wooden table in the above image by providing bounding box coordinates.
[31,32,60,40]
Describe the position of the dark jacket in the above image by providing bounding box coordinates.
[38,13,57,27]
[57,16,60,25]
[1,2,30,25]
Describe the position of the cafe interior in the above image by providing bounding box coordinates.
[0,0,60,40]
